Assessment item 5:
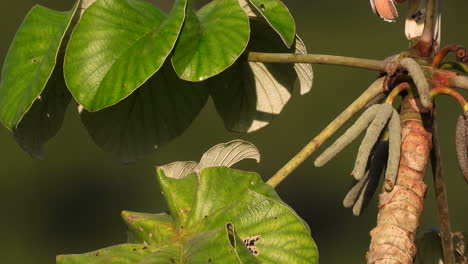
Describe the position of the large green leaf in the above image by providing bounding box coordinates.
[13,68,71,159]
[57,141,318,264]
[246,0,295,47]
[0,2,78,129]
[79,63,209,163]
[171,0,250,81]
[210,19,309,132]
[64,0,187,111]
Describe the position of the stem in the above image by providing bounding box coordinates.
[450,75,468,90]
[440,62,468,75]
[430,109,456,264]
[247,52,387,72]
[432,45,464,68]
[430,87,468,112]
[385,82,411,104]
[267,77,387,187]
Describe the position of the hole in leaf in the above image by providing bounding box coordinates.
[226,223,236,247]
[242,235,261,256]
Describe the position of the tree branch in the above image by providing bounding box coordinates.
[430,109,456,264]
[247,52,387,72]
[267,77,387,187]
[450,75,468,90]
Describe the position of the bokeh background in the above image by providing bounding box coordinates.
[0,0,467,263]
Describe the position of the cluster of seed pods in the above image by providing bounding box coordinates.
[313,55,442,216]
[314,102,401,215]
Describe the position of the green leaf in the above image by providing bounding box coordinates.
[58,141,318,264]
[0,2,78,129]
[13,68,71,159]
[209,19,298,132]
[121,211,176,245]
[157,170,198,228]
[138,245,181,264]
[64,0,187,111]
[171,0,250,81]
[156,140,260,227]
[246,0,295,47]
[184,223,259,263]
[56,244,154,264]
[79,63,209,163]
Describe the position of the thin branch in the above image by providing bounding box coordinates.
[247,52,387,72]
[450,75,468,90]
[430,109,456,264]
[267,77,387,187]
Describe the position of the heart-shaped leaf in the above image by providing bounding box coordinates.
[80,63,209,163]
[57,141,318,264]
[210,19,307,133]
[0,2,78,129]
[64,0,187,111]
[13,68,71,159]
[171,0,250,81]
[246,0,295,47]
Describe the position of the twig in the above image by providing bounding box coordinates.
[247,52,387,72]
[267,77,387,187]
[430,87,468,111]
[432,45,464,68]
[450,75,468,90]
[430,109,456,264]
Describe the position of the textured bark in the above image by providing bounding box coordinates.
[367,96,433,264]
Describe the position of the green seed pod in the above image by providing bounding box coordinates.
[455,114,468,183]
[399,58,431,110]
[352,177,370,216]
[343,172,369,208]
[314,104,380,167]
[354,104,393,180]
[343,140,387,211]
[384,108,401,191]
[353,140,387,216]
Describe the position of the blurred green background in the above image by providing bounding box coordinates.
[0,0,467,263]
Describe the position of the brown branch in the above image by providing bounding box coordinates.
[367,96,432,264]
[430,109,456,264]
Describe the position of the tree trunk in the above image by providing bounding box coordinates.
[367,96,433,264]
